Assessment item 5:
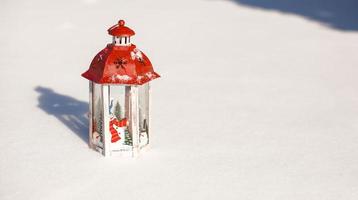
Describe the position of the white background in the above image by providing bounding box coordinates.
[1,0,358,199]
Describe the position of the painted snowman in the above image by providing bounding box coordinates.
[139,119,149,147]
[109,99,128,145]
[92,131,103,148]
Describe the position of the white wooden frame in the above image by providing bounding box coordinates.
[130,86,140,157]
[102,85,111,156]
[88,81,93,149]
[147,83,152,150]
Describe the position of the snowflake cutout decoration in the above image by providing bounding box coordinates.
[114,58,128,70]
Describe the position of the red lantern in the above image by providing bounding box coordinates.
[82,20,160,157]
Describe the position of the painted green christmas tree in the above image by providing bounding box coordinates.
[114,101,121,120]
[124,129,132,146]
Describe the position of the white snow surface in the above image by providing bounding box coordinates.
[1,0,358,199]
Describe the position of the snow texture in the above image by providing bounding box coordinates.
[111,74,132,81]
[1,0,358,199]
[130,48,143,60]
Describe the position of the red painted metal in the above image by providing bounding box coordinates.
[108,20,135,36]
[82,20,160,85]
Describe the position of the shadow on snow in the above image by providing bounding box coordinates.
[230,0,358,31]
[35,86,89,143]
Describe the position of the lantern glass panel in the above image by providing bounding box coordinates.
[138,83,149,148]
[91,82,104,149]
[108,86,132,152]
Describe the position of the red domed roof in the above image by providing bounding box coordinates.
[108,20,135,36]
[82,44,160,85]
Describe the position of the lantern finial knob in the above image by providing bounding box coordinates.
[118,20,125,26]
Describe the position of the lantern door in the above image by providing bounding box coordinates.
[99,85,131,156]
